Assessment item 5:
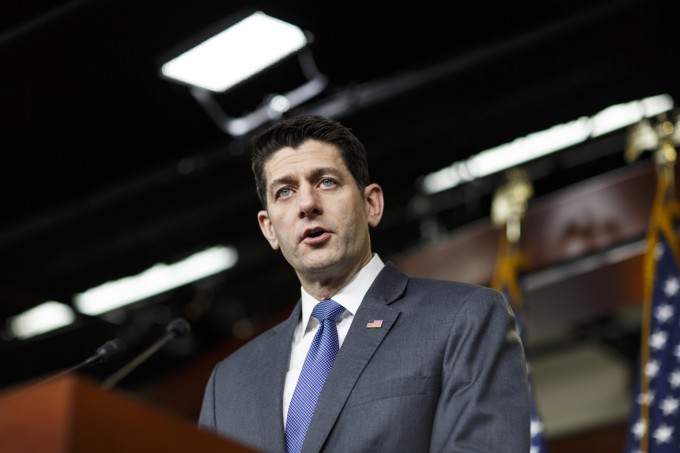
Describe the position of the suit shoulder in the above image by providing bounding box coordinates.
[214,317,289,365]
[404,275,511,314]
[386,261,500,298]
[408,275,502,298]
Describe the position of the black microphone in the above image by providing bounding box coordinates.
[101,318,191,390]
[83,338,128,367]
[29,338,127,388]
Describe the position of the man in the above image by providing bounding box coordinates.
[199,115,530,452]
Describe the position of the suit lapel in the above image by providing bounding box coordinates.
[302,264,407,453]
[255,303,301,453]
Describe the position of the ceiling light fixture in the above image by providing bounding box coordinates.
[74,245,238,316]
[160,11,308,93]
[420,93,675,195]
[159,11,327,137]
[8,301,76,339]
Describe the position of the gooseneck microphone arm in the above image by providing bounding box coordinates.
[29,338,127,389]
[101,318,191,390]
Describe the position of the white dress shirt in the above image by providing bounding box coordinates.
[282,254,385,427]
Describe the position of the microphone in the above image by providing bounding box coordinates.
[83,338,128,367]
[101,318,191,390]
[29,338,127,388]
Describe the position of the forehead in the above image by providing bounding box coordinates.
[264,140,347,179]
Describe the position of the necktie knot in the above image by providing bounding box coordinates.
[312,299,345,323]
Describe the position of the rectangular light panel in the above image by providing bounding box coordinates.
[160,11,307,93]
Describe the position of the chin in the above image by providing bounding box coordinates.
[304,261,336,274]
[300,255,343,274]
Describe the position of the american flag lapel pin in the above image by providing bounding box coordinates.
[366,319,383,328]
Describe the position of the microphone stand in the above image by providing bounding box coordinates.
[27,338,126,390]
[101,318,190,390]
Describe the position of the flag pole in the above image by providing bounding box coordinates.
[491,167,549,452]
[625,112,679,453]
[491,167,532,307]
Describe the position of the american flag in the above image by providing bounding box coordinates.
[492,233,548,453]
[625,171,680,453]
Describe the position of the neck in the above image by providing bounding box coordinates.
[299,254,373,301]
[301,278,351,301]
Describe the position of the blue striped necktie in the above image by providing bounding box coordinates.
[285,299,345,453]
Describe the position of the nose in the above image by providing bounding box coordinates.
[297,184,321,218]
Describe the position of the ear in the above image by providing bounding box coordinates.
[257,210,280,250]
[364,183,384,228]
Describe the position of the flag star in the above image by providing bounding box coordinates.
[530,419,543,437]
[655,303,675,323]
[669,369,680,389]
[655,242,666,261]
[660,396,680,416]
[632,418,647,439]
[664,276,680,298]
[653,423,674,444]
[626,232,680,453]
[638,390,655,405]
[645,359,660,378]
[650,330,669,350]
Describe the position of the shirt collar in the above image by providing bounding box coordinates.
[300,254,384,331]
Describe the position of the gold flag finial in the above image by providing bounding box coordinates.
[624,118,656,164]
[625,110,679,195]
[656,118,677,185]
[491,167,534,243]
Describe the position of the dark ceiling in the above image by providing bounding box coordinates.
[1,0,679,393]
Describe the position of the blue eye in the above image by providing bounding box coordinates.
[321,179,336,187]
[277,187,292,198]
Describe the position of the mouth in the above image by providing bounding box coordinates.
[302,227,329,243]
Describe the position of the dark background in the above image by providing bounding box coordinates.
[1,0,678,406]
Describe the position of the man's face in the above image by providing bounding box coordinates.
[257,140,383,285]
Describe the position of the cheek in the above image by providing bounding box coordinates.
[271,215,299,250]
[342,202,369,237]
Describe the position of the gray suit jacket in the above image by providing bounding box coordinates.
[199,263,530,452]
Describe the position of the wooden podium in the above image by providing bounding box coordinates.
[0,374,258,453]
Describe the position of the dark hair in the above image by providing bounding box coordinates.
[250,115,371,208]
